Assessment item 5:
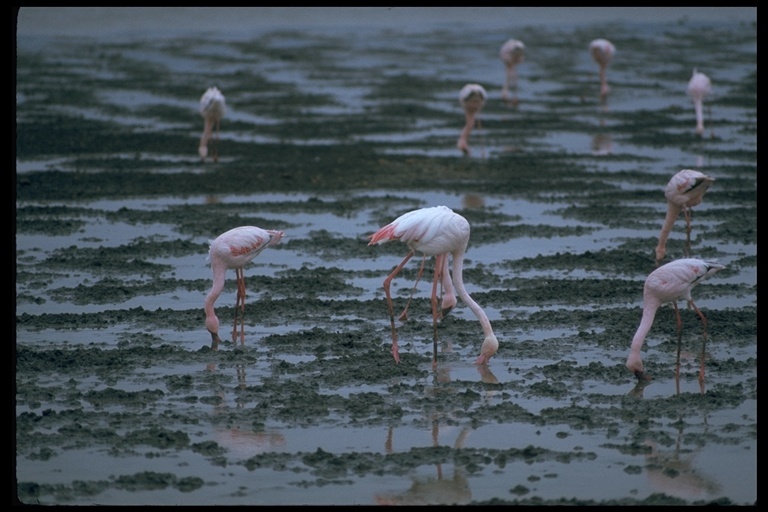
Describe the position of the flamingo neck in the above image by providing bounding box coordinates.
[626,297,661,373]
[450,250,494,339]
[204,260,227,334]
[655,202,682,262]
[693,100,705,134]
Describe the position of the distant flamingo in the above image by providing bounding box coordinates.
[204,226,284,350]
[589,38,615,101]
[655,169,715,265]
[199,86,226,162]
[456,83,487,156]
[368,205,498,366]
[499,39,525,106]
[625,258,725,383]
[687,69,712,136]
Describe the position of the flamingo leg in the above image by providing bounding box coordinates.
[430,254,446,368]
[688,299,709,382]
[383,250,415,363]
[232,268,246,344]
[674,301,682,381]
[398,254,427,322]
[439,255,455,318]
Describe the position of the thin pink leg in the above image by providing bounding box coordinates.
[232,268,246,344]
[383,251,415,363]
[398,254,427,321]
[674,301,682,381]
[688,299,709,382]
[430,254,446,368]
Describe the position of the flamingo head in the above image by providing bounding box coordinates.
[626,352,652,382]
[474,334,499,365]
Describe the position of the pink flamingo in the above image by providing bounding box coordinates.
[655,169,715,265]
[625,258,725,383]
[204,226,284,349]
[368,205,498,366]
[499,39,525,106]
[589,38,615,101]
[456,83,487,156]
[687,69,712,136]
[198,86,226,162]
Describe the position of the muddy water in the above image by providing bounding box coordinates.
[15,8,756,505]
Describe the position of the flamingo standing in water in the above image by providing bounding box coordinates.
[499,39,525,106]
[368,205,498,366]
[589,38,615,101]
[199,86,226,162]
[687,69,712,136]
[625,258,725,383]
[204,226,284,350]
[655,169,715,266]
[456,83,487,156]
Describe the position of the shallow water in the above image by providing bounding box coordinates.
[15,7,756,506]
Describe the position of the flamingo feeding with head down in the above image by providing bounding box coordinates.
[625,258,725,383]
[687,69,712,136]
[204,226,284,350]
[499,39,525,106]
[589,38,615,101]
[655,169,715,266]
[368,205,498,367]
[199,86,226,162]
[456,83,487,156]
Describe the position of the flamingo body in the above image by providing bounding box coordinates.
[626,258,725,382]
[199,86,226,162]
[499,39,525,105]
[204,226,284,349]
[368,205,498,366]
[589,38,615,100]
[655,169,714,265]
[456,83,487,155]
[687,69,712,136]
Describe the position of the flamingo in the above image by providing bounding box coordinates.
[499,39,525,106]
[687,69,712,136]
[456,83,487,156]
[368,205,498,366]
[625,258,725,383]
[589,38,615,101]
[655,169,715,266]
[199,86,226,162]
[204,226,284,350]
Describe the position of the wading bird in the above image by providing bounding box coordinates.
[204,226,284,349]
[368,205,498,366]
[456,83,487,156]
[499,39,525,106]
[655,169,715,265]
[589,38,615,101]
[687,69,712,136]
[199,86,226,162]
[625,258,725,383]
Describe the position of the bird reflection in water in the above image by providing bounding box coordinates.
[375,364,498,505]
[205,362,286,459]
[461,193,485,210]
[591,133,613,155]
[642,420,720,501]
